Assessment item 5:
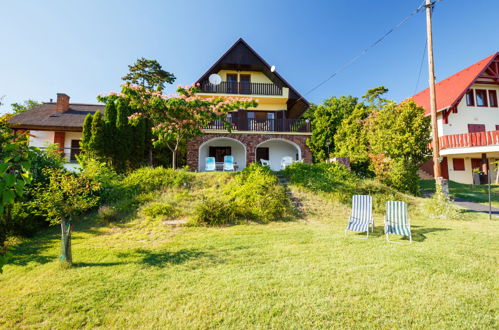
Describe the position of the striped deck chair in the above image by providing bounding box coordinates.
[223,155,234,171]
[345,195,374,239]
[205,157,216,172]
[384,201,412,244]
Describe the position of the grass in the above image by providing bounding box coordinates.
[0,174,498,328]
[420,179,499,208]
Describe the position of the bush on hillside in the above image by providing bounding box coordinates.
[141,202,179,220]
[192,164,292,226]
[122,167,192,193]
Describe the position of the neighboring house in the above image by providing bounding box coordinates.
[411,52,499,184]
[8,93,103,168]
[187,38,312,171]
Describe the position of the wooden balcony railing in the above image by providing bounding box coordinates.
[436,130,499,149]
[199,81,283,96]
[205,118,311,133]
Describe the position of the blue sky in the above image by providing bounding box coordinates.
[1,0,498,113]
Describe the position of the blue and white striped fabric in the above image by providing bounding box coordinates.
[205,157,216,172]
[385,201,411,237]
[346,195,373,232]
[223,155,234,171]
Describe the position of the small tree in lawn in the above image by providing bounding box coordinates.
[34,170,100,265]
[105,83,258,169]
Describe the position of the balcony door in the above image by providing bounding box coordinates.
[240,74,251,94]
[227,74,237,94]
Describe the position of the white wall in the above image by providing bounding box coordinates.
[29,130,54,148]
[257,139,300,171]
[441,84,499,136]
[198,138,246,171]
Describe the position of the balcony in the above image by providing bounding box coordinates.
[205,118,311,133]
[199,81,283,96]
[437,130,499,149]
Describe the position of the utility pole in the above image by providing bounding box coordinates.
[425,0,442,184]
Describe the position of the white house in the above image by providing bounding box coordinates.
[9,93,103,169]
[412,52,499,184]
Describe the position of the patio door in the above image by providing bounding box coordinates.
[471,158,488,184]
[227,74,237,94]
[209,146,231,162]
[256,147,269,162]
[240,74,251,94]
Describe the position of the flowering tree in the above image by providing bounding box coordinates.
[102,83,258,169]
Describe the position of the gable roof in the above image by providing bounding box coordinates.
[195,38,310,117]
[411,52,499,114]
[8,102,103,131]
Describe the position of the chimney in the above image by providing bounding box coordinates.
[55,93,70,113]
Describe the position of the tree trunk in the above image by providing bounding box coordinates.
[149,149,153,166]
[60,217,73,264]
[172,149,177,170]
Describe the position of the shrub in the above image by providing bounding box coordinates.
[423,187,462,220]
[97,205,120,224]
[141,202,178,219]
[122,167,192,193]
[192,164,292,226]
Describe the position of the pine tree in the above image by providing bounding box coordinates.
[115,100,131,171]
[81,114,93,152]
[88,111,106,158]
[103,101,118,162]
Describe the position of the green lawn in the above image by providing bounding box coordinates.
[420,179,499,208]
[0,185,497,328]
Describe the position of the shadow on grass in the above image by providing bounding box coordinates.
[348,225,450,242]
[115,248,218,268]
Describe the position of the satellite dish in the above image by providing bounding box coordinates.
[270,65,276,72]
[209,74,222,85]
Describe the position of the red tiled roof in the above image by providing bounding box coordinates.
[410,52,498,114]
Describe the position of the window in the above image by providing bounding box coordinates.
[475,89,488,107]
[70,140,81,162]
[489,90,498,107]
[468,124,486,133]
[453,158,465,171]
[466,89,475,106]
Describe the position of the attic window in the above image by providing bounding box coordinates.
[476,89,488,107]
[466,90,475,106]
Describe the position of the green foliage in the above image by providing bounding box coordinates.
[333,104,373,177]
[88,110,106,158]
[33,169,100,225]
[282,162,408,212]
[97,205,120,224]
[122,167,192,194]
[141,202,178,220]
[192,164,291,226]
[122,57,176,92]
[10,100,40,114]
[81,114,93,151]
[307,96,358,162]
[423,185,463,220]
[366,100,431,194]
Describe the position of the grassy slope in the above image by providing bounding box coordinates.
[420,179,499,208]
[0,178,498,328]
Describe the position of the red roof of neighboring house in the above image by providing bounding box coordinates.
[411,52,499,114]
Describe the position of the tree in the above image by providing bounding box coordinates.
[108,83,257,169]
[81,114,93,152]
[307,96,358,162]
[366,100,431,194]
[334,104,373,176]
[10,100,40,114]
[88,111,106,159]
[34,169,99,265]
[122,58,176,92]
[0,138,32,272]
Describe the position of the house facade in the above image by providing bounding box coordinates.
[186,38,312,172]
[412,52,499,184]
[8,93,103,169]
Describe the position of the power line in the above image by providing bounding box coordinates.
[414,39,427,94]
[300,0,446,100]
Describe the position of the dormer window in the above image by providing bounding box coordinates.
[466,90,475,106]
[476,89,488,107]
